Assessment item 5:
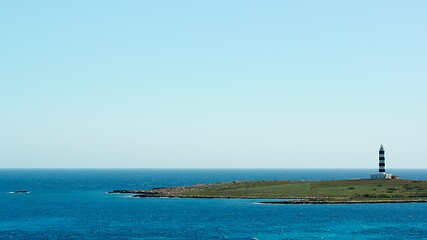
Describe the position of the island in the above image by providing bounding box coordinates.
[110,179,427,204]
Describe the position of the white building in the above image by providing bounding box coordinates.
[370,173,392,179]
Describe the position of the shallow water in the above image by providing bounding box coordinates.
[1,169,426,239]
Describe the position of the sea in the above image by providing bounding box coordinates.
[0,169,426,240]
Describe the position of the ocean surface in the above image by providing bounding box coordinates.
[0,169,426,239]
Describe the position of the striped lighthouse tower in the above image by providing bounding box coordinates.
[379,145,385,173]
[370,144,396,179]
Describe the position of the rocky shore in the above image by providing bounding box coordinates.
[109,184,209,198]
[260,199,427,204]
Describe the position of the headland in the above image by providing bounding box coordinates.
[110,179,427,204]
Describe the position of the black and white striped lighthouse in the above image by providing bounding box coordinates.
[379,144,385,173]
[370,144,398,179]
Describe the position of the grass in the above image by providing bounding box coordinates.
[164,179,427,201]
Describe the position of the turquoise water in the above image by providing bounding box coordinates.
[1,169,426,239]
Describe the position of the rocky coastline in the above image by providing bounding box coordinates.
[260,199,427,204]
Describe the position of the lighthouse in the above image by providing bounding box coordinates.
[370,144,396,179]
[379,144,385,173]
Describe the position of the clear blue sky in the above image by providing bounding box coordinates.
[1,1,426,168]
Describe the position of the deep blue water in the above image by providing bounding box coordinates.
[0,169,426,239]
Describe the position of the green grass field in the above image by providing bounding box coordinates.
[165,179,427,201]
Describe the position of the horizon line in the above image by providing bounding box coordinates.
[0,167,426,170]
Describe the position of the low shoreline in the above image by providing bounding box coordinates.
[260,199,427,204]
[123,194,427,204]
[126,195,427,204]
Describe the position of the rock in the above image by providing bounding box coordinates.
[12,190,29,194]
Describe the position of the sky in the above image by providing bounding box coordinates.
[0,1,426,168]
